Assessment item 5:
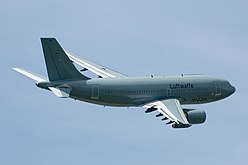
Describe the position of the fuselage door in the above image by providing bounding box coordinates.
[91,85,99,99]
[215,82,221,96]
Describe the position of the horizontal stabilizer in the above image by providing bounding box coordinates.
[48,87,71,98]
[13,68,47,82]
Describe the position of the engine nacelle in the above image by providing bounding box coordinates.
[184,109,206,124]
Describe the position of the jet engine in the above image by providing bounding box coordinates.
[183,109,206,124]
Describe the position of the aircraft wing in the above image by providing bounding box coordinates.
[144,99,190,127]
[66,52,127,78]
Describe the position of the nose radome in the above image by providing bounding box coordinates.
[231,86,236,94]
[228,85,236,96]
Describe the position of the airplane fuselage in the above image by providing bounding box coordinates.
[15,38,236,128]
[38,75,235,107]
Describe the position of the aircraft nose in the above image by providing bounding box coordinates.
[231,85,236,94]
[223,81,236,97]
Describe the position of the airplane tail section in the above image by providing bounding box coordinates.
[41,38,89,81]
[13,68,47,82]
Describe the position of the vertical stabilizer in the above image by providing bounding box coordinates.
[41,38,89,81]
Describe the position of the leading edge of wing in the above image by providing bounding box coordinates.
[66,52,127,78]
[144,99,189,125]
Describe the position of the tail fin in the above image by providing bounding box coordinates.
[41,38,89,81]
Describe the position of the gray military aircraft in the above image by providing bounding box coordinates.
[13,38,236,128]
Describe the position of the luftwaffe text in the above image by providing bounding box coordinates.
[169,83,194,89]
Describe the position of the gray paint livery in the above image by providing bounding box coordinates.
[14,38,236,128]
[37,76,235,107]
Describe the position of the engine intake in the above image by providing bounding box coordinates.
[184,109,206,124]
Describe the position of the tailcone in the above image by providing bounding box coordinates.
[36,81,51,89]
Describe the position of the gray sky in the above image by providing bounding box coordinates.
[1,0,248,165]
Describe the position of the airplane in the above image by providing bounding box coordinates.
[13,38,236,128]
